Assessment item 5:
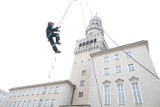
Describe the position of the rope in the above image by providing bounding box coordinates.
[80,0,86,31]
[57,0,75,27]
[104,30,160,80]
[89,50,103,107]
[85,0,94,17]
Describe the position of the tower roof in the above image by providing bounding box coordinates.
[86,15,103,35]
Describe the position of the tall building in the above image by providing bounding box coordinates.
[69,15,160,107]
[2,16,160,107]
[0,89,7,106]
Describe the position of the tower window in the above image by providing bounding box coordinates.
[78,92,83,97]
[86,41,89,45]
[90,40,93,44]
[80,80,85,86]
[94,38,97,43]
[81,70,86,76]
[82,42,85,46]
[126,51,131,58]
[79,43,82,47]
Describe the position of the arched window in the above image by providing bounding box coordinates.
[82,42,85,46]
[86,41,89,45]
[94,38,97,43]
[79,43,82,47]
[90,40,93,44]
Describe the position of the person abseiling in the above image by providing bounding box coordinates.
[46,22,61,53]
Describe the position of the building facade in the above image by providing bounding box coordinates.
[68,16,160,107]
[1,80,75,107]
[2,16,160,107]
[0,89,7,106]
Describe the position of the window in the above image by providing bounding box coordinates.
[32,89,35,95]
[44,99,49,107]
[131,83,143,104]
[78,92,83,97]
[80,80,85,87]
[126,51,131,58]
[114,54,120,60]
[128,64,135,71]
[94,38,97,43]
[33,100,38,107]
[49,87,54,94]
[28,101,32,107]
[116,66,122,73]
[81,70,86,76]
[55,87,59,94]
[79,43,82,47]
[50,99,55,107]
[104,56,109,62]
[104,85,110,105]
[22,90,26,96]
[86,41,89,45]
[90,40,93,44]
[25,90,29,96]
[104,68,109,75]
[117,84,126,105]
[37,88,41,95]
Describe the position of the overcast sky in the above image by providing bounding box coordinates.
[0,0,160,92]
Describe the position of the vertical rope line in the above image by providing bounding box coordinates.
[85,0,94,17]
[57,0,75,27]
[89,50,103,107]
[80,0,86,31]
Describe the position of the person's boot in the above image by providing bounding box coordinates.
[56,41,61,45]
[52,45,61,53]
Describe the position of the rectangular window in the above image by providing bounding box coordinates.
[117,84,126,105]
[128,64,135,71]
[81,70,86,76]
[80,80,85,87]
[54,87,59,94]
[131,83,143,104]
[78,92,83,97]
[104,85,110,105]
[126,51,131,58]
[50,99,55,107]
[116,66,122,73]
[104,68,109,75]
[44,99,49,107]
[104,56,109,62]
[115,54,120,60]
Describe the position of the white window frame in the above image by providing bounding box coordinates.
[114,54,120,60]
[131,82,143,104]
[126,51,131,58]
[103,85,111,105]
[104,68,109,75]
[115,66,122,73]
[117,84,126,105]
[80,80,85,87]
[104,56,109,62]
[128,64,135,72]
[50,99,55,107]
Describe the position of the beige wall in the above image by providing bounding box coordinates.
[1,80,75,107]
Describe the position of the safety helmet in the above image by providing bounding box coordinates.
[48,22,54,26]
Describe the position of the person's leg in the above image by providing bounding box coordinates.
[53,33,61,44]
[49,38,61,53]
